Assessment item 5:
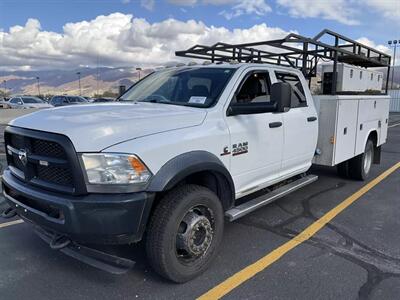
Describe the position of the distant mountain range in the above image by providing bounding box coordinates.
[0,67,154,97]
[1,65,399,97]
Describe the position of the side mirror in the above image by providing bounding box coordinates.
[227,102,276,116]
[271,82,292,113]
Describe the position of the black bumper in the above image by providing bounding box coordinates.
[2,169,155,245]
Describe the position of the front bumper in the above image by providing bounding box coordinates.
[2,169,155,245]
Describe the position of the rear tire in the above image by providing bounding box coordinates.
[349,139,374,181]
[146,184,224,283]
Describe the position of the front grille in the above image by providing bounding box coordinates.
[32,139,65,159]
[10,134,24,149]
[4,127,85,194]
[37,165,73,186]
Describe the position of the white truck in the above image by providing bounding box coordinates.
[1,30,391,282]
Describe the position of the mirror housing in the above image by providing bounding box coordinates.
[271,82,292,113]
[227,102,276,116]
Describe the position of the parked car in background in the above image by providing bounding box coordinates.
[50,95,89,107]
[92,97,115,103]
[7,96,53,109]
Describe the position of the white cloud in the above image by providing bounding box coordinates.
[364,0,400,21]
[168,0,198,6]
[140,0,155,10]
[356,37,390,54]
[0,13,291,71]
[277,0,360,25]
[220,0,271,19]
[356,37,400,65]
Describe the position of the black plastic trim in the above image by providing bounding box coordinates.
[2,170,155,244]
[5,126,87,195]
[147,151,235,207]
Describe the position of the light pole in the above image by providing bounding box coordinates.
[2,80,6,95]
[36,76,41,97]
[76,72,82,95]
[388,40,399,89]
[136,67,142,81]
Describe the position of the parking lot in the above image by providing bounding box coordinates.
[0,114,399,300]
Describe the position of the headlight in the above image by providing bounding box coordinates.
[81,153,151,185]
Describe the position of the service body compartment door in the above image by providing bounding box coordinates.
[334,99,358,164]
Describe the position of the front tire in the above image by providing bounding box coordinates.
[146,184,224,283]
[349,139,374,180]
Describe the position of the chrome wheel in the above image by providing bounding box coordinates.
[176,206,214,263]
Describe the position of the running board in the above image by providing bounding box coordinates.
[225,175,318,221]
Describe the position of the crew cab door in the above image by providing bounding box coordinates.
[225,70,284,198]
[273,71,318,176]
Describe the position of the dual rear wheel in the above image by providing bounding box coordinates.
[337,139,374,180]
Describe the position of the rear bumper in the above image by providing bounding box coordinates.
[2,169,155,245]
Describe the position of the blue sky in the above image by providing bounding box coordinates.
[0,0,399,70]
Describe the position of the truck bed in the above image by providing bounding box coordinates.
[312,95,390,167]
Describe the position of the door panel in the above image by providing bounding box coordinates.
[282,107,318,174]
[226,113,283,197]
[225,70,284,198]
[275,71,318,177]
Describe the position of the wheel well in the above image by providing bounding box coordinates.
[368,130,378,146]
[152,171,234,212]
[368,130,381,164]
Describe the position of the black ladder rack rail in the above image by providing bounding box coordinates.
[175,29,391,94]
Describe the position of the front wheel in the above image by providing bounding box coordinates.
[146,184,224,283]
[349,139,374,180]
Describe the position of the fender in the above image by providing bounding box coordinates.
[147,151,235,207]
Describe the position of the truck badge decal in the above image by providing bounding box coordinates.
[220,146,231,156]
[232,142,248,156]
[18,149,28,166]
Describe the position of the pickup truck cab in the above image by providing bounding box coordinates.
[1,63,386,282]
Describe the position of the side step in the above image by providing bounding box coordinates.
[225,175,318,221]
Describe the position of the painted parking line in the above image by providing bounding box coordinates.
[198,162,400,300]
[388,122,400,128]
[0,219,24,229]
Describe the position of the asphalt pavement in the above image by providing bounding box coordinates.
[0,115,399,300]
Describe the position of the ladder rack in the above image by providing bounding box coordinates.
[175,29,391,94]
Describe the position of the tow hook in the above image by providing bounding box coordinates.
[49,235,71,250]
[1,206,18,219]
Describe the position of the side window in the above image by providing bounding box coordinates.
[51,97,59,105]
[275,72,307,108]
[10,98,22,104]
[233,72,271,104]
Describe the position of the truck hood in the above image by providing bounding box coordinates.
[10,102,207,152]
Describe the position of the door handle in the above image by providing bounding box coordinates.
[269,122,282,128]
[307,116,317,122]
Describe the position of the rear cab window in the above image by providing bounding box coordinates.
[275,72,307,108]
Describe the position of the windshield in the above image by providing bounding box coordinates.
[120,67,235,107]
[22,97,43,104]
